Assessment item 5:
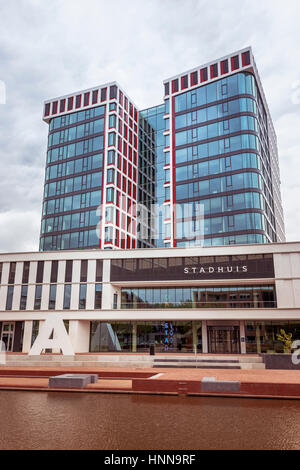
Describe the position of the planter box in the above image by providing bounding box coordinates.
[261,354,300,370]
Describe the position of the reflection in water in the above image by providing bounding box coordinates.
[0,391,299,450]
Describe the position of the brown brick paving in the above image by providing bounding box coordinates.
[0,366,300,398]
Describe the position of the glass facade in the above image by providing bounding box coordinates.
[173,72,278,247]
[88,320,300,355]
[40,105,105,251]
[138,104,165,247]
[90,321,202,353]
[40,54,284,252]
[245,321,300,354]
[121,285,276,309]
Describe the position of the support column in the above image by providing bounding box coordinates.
[202,320,208,353]
[22,321,33,353]
[132,322,137,353]
[69,321,90,353]
[192,322,198,354]
[240,321,246,354]
[256,323,262,354]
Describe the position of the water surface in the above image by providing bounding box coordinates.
[0,391,299,450]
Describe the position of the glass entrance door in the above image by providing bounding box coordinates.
[1,322,15,352]
[208,326,240,354]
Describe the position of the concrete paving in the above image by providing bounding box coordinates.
[0,366,300,398]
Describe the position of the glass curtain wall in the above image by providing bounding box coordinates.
[173,72,277,247]
[139,104,167,248]
[245,321,300,354]
[90,321,202,353]
[121,285,276,309]
[40,105,105,251]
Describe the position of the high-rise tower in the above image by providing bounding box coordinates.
[40,47,285,251]
[162,47,285,247]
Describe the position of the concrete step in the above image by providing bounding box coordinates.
[4,361,153,368]
[155,355,263,363]
[5,355,153,363]
[153,355,265,370]
[154,364,241,370]
[4,354,265,369]
[154,358,239,364]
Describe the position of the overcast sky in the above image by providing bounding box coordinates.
[0,0,299,252]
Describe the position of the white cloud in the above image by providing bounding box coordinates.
[0,0,299,251]
[0,211,40,253]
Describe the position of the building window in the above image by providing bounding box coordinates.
[200,68,208,82]
[242,51,251,66]
[84,92,90,106]
[165,151,170,165]
[59,99,66,113]
[181,75,188,89]
[6,286,14,310]
[226,175,232,187]
[165,186,170,201]
[105,226,113,243]
[108,132,116,147]
[113,293,118,310]
[34,285,42,310]
[210,64,218,78]
[172,79,179,93]
[80,260,88,283]
[109,114,116,128]
[164,223,171,238]
[190,71,198,86]
[225,156,231,168]
[110,85,118,100]
[101,88,107,101]
[229,215,235,228]
[44,103,50,116]
[108,150,115,165]
[221,60,229,74]
[65,260,73,283]
[52,101,58,114]
[36,261,44,284]
[50,261,58,283]
[107,168,115,184]
[49,284,57,310]
[75,95,81,108]
[79,284,87,310]
[96,260,102,282]
[231,55,240,70]
[22,261,30,284]
[164,168,170,183]
[95,284,102,309]
[227,195,233,207]
[20,285,28,310]
[63,284,71,310]
[8,262,16,285]
[92,90,98,104]
[106,187,114,203]
[67,97,73,111]
[164,82,170,96]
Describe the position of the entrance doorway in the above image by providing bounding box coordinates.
[208,326,241,354]
[1,322,15,352]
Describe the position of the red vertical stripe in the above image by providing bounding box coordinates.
[99,104,107,248]
[171,96,176,248]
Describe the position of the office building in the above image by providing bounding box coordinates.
[0,242,299,355]
[40,47,285,251]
